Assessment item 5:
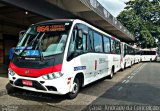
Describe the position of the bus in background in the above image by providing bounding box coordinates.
[8,19,122,99]
[121,42,135,69]
[140,49,158,62]
[134,48,141,63]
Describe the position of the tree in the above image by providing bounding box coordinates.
[117,0,160,48]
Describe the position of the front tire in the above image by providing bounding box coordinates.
[129,62,132,68]
[124,63,126,69]
[150,59,152,62]
[67,78,80,99]
[108,68,114,79]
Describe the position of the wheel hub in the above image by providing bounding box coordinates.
[72,83,78,94]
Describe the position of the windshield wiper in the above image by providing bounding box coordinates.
[39,50,44,61]
[19,33,41,56]
[36,33,45,61]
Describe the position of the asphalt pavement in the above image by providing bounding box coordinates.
[83,61,160,110]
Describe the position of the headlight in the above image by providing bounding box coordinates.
[42,72,63,80]
[8,68,16,76]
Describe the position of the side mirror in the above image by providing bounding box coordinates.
[19,30,26,40]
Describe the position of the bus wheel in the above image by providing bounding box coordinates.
[124,63,126,69]
[108,67,114,79]
[129,62,132,68]
[67,78,80,99]
[150,59,152,62]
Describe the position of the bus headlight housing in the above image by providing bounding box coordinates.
[8,68,16,76]
[42,72,63,80]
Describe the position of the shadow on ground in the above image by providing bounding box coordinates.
[6,83,66,103]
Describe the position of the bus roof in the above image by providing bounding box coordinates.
[140,49,156,51]
[35,19,74,25]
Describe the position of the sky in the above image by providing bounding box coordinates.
[97,0,130,17]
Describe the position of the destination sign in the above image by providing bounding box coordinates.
[36,24,65,32]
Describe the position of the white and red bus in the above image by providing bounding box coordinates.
[134,48,141,63]
[8,19,122,99]
[140,49,158,62]
[121,42,135,69]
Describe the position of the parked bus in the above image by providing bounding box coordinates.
[134,48,141,63]
[8,19,122,99]
[140,49,158,62]
[121,42,135,69]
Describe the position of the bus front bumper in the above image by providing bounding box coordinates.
[8,73,71,95]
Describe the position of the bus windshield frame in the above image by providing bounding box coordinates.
[15,21,73,57]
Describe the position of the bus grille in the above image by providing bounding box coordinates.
[14,79,46,91]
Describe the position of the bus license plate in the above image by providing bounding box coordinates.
[22,80,33,86]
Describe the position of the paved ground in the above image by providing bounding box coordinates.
[0,62,160,111]
[0,67,8,97]
[83,61,160,111]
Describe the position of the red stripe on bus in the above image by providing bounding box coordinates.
[9,62,62,77]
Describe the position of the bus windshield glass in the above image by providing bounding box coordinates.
[15,22,72,57]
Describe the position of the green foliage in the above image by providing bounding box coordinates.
[117,0,160,48]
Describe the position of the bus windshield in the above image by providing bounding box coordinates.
[15,22,72,57]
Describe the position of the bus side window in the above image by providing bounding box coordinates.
[115,41,121,54]
[82,33,87,51]
[128,46,131,55]
[93,31,103,53]
[69,28,77,53]
[111,39,116,54]
[124,45,127,56]
[103,36,111,53]
[67,24,88,60]
[75,29,82,50]
[74,23,89,53]
[88,30,94,51]
[67,27,77,60]
[75,29,87,52]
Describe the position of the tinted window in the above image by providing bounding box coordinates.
[124,44,128,55]
[82,33,87,51]
[115,40,121,54]
[93,32,103,52]
[152,51,156,55]
[125,45,134,55]
[75,29,88,52]
[142,51,156,55]
[103,36,110,53]
[88,30,94,51]
[135,49,140,55]
[111,39,116,54]
[129,47,134,55]
[111,39,120,54]
[67,24,89,60]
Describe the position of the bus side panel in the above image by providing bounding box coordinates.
[70,53,110,86]
[124,55,132,67]
[141,55,151,61]
[111,54,121,73]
